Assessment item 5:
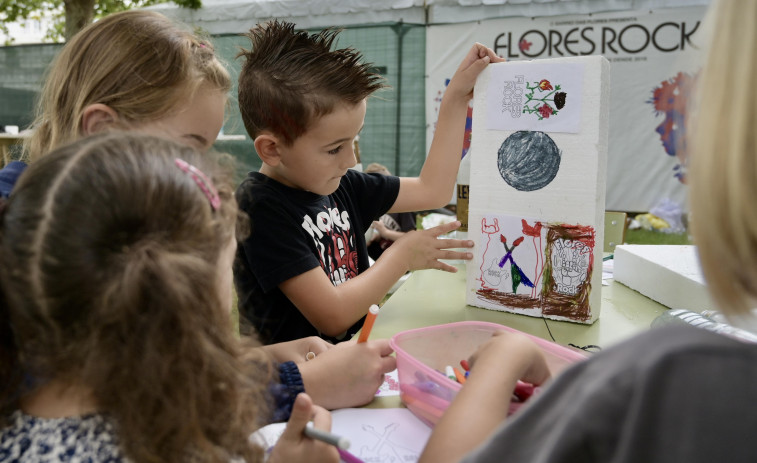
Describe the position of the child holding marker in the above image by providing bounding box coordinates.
[421,1,757,461]
[4,9,394,411]
[234,21,501,344]
[0,133,338,462]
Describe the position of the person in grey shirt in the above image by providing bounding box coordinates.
[420,1,757,461]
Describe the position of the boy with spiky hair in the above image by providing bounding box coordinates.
[235,20,500,344]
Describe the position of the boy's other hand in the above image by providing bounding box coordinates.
[447,43,504,102]
[389,220,474,273]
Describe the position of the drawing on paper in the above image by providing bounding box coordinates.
[375,369,400,397]
[522,79,568,120]
[355,423,421,463]
[486,61,584,133]
[497,131,561,191]
[474,214,595,322]
[541,223,595,321]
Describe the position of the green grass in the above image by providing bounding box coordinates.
[624,228,692,245]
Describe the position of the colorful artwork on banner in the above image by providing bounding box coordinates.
[473,214,596,322]
[648,71,698,183]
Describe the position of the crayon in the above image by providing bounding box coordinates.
[445,365,456,382]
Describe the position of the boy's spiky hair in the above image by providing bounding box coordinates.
[237,20,387,145]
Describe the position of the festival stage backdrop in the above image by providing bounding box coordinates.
[427,6,707,212]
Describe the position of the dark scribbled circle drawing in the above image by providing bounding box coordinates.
[497,131,561,191]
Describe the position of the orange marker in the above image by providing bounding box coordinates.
[357,304,380,343]
[453,366,467,384]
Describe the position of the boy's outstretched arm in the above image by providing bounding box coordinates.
[390,43,503,214]
[280,220,472,337]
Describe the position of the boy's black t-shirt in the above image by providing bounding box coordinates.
[234,169,400,344]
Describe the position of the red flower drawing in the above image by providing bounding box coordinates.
[538,104,554,119]
[538,79,553,91]
[519,39,532,52]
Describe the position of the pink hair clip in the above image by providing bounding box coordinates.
[174,158,221,211]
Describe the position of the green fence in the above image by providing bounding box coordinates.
[0,22,426,179]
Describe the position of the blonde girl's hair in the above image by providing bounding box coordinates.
[23,10,231,162]
[0,133,271,463]
[689,0,757,318]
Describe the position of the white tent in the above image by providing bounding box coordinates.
[150,0,710,32]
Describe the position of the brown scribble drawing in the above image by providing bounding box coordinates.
[475,221,595,322]
[476,289,540,310]
[542,224,595,321]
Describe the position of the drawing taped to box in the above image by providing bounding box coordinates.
[497,131,561,191]
[486,60,584,133]
[474,214,595,323]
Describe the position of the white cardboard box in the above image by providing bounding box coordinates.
[614,244,714,313]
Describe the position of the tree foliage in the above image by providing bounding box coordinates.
[0,0,201,43]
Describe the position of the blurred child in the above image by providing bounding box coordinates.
[363,163,419,261]
[421,1,757,462]
[2,9,394,411]
[0,133,338,462]
[235,21,500,343]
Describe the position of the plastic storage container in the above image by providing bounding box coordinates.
[390,321,588,427]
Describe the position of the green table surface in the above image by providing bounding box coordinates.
[365,263,667,408]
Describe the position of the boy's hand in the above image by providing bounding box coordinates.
[268,393,339,463]
[447,43,504,102]
[372,220,389,237]
[388,220,474,273]
[298,339,396,409]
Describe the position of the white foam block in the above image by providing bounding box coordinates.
[614,244,715,313]
[465,55,610,324]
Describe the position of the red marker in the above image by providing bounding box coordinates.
[513,381,535,402]
[460,359,470,371]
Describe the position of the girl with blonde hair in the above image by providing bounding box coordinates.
[0,8,395,415]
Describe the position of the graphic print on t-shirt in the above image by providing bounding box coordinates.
[301,204,358,286]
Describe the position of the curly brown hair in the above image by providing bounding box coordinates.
[0,133,272,462]
[237,20,387,145]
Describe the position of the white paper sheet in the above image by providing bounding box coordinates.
[252,408,432,463]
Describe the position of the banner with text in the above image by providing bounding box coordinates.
[427,7,707,212]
